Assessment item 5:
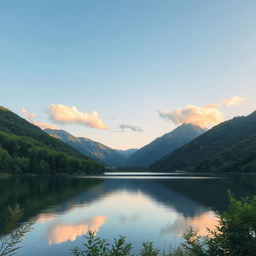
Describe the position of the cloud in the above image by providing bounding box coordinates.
[33,121,58,130]
[119,124,143,132]
[223,96,247,106]
[159,104,224,128]
[21,108,36,121]
[21,108,58,130]
[48,104,107,129]
[48,216,106,244]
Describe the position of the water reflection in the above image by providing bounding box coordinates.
[0,174,256,256]
[161,211,218,237]
[47,216,106,244]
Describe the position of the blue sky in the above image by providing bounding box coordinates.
[1,0,256,149]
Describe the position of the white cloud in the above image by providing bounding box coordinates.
[159,104,224,128]
[48,104,107,130]
[21,108,58,130]
[223,96,247,106]
[119,124,143,132]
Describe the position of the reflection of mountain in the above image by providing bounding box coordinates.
[0,176,102,233]
[59,174,256,217]
[3,174,256,251]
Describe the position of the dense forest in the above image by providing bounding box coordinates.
[0,107,105,175]
[150,111,256,173]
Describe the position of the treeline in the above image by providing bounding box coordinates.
[0,107,104,175]
[0,131,104,174]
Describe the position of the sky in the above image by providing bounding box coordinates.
[1,0,256,149]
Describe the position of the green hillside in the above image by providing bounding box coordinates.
[0,107,104,174]
[150,111,256,173]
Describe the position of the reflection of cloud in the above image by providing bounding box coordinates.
[119,214,141,223]
[21,108,58,130]
[48,104,107,129]
[37,213,56,224]
[48,216,106,244]
[159,105,224,128]
[119,124,143,132]
[223,96,247,106]
[162,211,218,237]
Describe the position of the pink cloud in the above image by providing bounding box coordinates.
[223,96,247,106]
[48,104,108,130]
[159,104,224,128]
[48,216,106,244]
[21,108,58,130]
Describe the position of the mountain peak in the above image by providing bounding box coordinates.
[127,123,206,167]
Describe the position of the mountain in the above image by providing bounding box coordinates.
[150,111,256,173]
[0,107,104,175]
[126,124,206,167]
[45,129,127,166]
[116,148,138,159]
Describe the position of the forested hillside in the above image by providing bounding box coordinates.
[150,111,256,173]
[0,107,104,174]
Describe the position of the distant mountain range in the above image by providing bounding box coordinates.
[46,124,205,168]
[45,129,136,166]
[150,111,256,173]
[2,106,256,174]
[0,107,104,175]
[127,124,206,167]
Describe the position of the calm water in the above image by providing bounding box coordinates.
[1,173,256,255]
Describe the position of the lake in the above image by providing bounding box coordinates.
[1,173,256,255]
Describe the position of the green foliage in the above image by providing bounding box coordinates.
[180,229,205,256]
[150,111,256,173]
[139,242,160,256]
[71,231,132,256]
[206,192,256,256]
[0,205,34,256]
[0,108,105,175]
[176,193,256,256]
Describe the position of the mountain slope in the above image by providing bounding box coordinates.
[116,148,137,159]
[150,111,256,173]
[45,129,127,166]
[127,124,206,167]
[0,107,104,174]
